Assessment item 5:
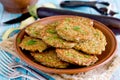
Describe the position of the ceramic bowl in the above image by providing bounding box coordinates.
[15,15,117,74]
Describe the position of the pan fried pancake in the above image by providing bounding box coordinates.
[25,22,44,39]
[31,50,69,68]
[56,17,94,42]
[74,29,107,55]
[56,49,98,66]
[19,36,47,52]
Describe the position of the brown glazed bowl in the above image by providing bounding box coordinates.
[0,0,38,13]
[15,15,117,74]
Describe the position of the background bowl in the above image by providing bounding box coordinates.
[15,15,117,74]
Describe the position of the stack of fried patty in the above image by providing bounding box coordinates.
[19,16,107,68]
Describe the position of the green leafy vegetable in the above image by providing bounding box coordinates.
[65,18,71,22]
[73,26,81,31]
[84,55,90,58]
[17,38,21,43]
[47,29,56,34]
[26,39,36,45]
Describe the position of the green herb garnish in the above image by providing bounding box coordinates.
[84,55,90,58]
[38,55,43,59]
[47,29,56,34]
[64,27,69,30]
[17,38,21,43]
[73,26,81,31]
[65,18,71,22]
[26,39,36,45]
[94,32,99,36]
[73,26,87,34]
[65,52,73,57]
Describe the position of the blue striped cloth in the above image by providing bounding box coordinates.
[0,0,120,80]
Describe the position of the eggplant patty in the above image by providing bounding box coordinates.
[19,36,48,52]
[31,49,69,68]
[25,21,44,39]
[56,17,94,42]
[74,29,107,55]
[56,49,98,66]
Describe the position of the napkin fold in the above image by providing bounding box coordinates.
[0,35,120,80]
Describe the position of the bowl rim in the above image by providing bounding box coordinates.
[14,15,117,74]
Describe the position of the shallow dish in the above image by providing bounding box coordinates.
[15,15,117,74]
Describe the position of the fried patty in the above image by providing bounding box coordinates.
[40,21,76,48]
[25,21,44,39]
[56,17,94,42]
[56,49,98,66]
[19,36,47,52]
[31,50,69,68]
[74,29,107,55]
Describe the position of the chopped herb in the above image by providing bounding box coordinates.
[59,39,64,44]
[53,35,58,39]
[78,55,83,59]
[47,37,53,41]
[94,32,99,36]
[38,55,43,59]
[47,35,58,42]
[84,55,90,58]
[17,38,21,43]
[73,26,86,34]
[32,31,38,35]
[65,18,71,22]
[73,26,81,31]
[26,39,36,45]
[45,58,51,62]
[52,22,59,26]
[47,29,56,34]
[80,30,86,34]
[65,52,73,57]
[64,27,68,30]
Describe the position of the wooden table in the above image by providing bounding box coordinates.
[0,0,120,80]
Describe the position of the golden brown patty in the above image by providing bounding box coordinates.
[19,36,47,52]
[74,29,107,55]
[56,17,94,42]
[40,22,76,48]
[56,49,98,66]
[25,21,44,39]
[31,50,69,68]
